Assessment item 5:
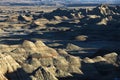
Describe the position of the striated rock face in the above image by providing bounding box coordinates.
[33,67,58,80]
[22,40,58,58]
[0,39,120,80]
[0,73,8,80]
[22,40,82,79]
[35,40,58,57]
[0,53,20,74]
[0,40,82,80]
[53,56,69,71]
[0,53,31,80]
[103,52,118,65]
[23,40,37,53]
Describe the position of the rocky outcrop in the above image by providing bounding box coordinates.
[53,56,69,71]
[75,35,88,41]
[103,52,118,65]
[0,53,30,80]
[22,40,37,53]
[90,4,115,16]
[0,53,20,74]
[32,18,49,27]
[0,72,8,80]
[66,43,82,51]
[18,15,32,22]
[57,49,68,55]
[22,40,58,58]
[3,40,82,79]
[0,39,120,80]
[32,67,58,80]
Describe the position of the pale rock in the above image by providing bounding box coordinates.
[83,57,94,63]
[33,18,49,27]
[65,55,81,67]
[30,58,41,68]
[75,35,88,41]
[53,56,69,71]
[54,16,62,21]
[66,43,82,51]
[65,55,81,73]
[47,65,56,75]
[57,49,68,55]
[0,45,11,53]
[39,57,53,67]
[22,40,37,53]
[0,53,31,80]
[0,72,8,80]
[93,56,106,62]
[35,40,58,57]
[34,67,58,80]
[103,52,118,65]
[22,64,34,73]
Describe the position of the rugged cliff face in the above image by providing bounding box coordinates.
[0,53,31,80]
[0,40,82,80]
[0,40,120,80]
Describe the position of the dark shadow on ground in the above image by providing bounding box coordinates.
[5,68,32,80]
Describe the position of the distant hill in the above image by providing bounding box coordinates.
[0,0,42,6]
[0,0,119,6]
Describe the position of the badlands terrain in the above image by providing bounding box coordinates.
[0,4,120,80]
